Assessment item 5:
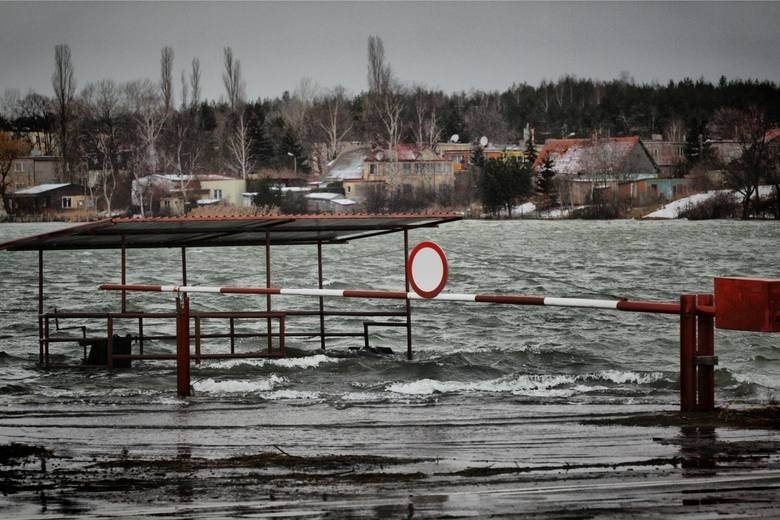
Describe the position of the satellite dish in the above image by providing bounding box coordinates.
[376,151,384,161]
[450,134,459,143]
[479,136,488,147]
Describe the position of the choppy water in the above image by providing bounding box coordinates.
[0,220,779,517]
[1,220,778,409]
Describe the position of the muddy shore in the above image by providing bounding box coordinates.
[3,407,779,518]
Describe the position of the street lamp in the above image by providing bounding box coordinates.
[287,152,297,175]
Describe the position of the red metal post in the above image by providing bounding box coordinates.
[138,317,144,355]
[229,317,235,354]
[181,247,187,285]
[279,315,285,356]
[176,296,191,397]
[106,316,114,370]
[121,235,127,313]
[38,250,44,365]
[265,232,272,354]
[404,229,412,360]
[680,294,697,412]
[194,317,201,365]
[317,240,325,351]
[697,294,715,411]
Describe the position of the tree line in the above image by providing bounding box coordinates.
[0,37,778,215]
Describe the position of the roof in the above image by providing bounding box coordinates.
[534,137,657,176]
[365,145,447,162]
[0,214,463,251]
[10,183,71,196]
[326,146,371,181]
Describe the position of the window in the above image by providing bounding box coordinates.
[62,197,73,209]
[213,189,223,200]
[369,164,377,175]
[164,199,171,208]
[14,162,24,173]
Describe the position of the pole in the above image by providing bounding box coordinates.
[176,296,191,397]
[680,294,697,413]
[181,247,187,286]
[404,229,412,360]
[38,250,44,365]
[121,235,127,313]
[317,241,325,351]
[696,294,715,412]
[265,232,272,352]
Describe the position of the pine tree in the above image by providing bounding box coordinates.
[524,132,538,166]
[278,126,309,174]
[245,103,274,168]
[537,156,558,206]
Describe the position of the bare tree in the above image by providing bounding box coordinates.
[52,44,76,181]
[374,83,405,182]
[226,110,253,179]
[81,79,128,215]
[179,70,189,110]
[160,46,174,113]
[222,47,244,112]
[315,86,353,161]
[189,58,201,108]
[281,77,319,152]
[412,87,441,150]
[367,35,391,95]
[720,106,774,218]
[126,79,167,216]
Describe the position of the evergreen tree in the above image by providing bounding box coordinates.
[245,103,274,168]
[537,156,558,206]
[278,126,309,174]
[683,119,714,170]
[479,156,532,217]
[524,133,538,166]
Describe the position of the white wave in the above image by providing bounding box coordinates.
[264,390,321,400]
[202,354,338,370]
[193,375,286,394]
[386,374,577,396]
[732,371,780,389]
[385,371,667,397]
[590,370,666,385]
[340,392,386,402]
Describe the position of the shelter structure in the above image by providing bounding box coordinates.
[0,213,462,394]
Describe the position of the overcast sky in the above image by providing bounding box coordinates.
[1,1,778,103]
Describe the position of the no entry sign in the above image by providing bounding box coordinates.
[407,241,448,298]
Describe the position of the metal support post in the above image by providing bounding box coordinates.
[696,294,715,411]
[121,235,127,313]
[176,296,191,397]
[317,241,325,350]
[38,250,44,365]
[265,232,272,352]
[181,247,187,285]
[680,294,697,412]
[404,230,413,360]
[106,316,114,370]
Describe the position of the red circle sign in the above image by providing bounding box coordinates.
[407,241,448,298]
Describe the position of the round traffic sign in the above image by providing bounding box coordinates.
[407,241,448,298]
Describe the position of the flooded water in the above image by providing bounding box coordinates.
[1,219,779,517]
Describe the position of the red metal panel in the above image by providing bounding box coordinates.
[714,277,780,332]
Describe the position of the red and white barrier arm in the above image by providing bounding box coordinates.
[99,283,685,315]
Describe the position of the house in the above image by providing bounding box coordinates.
[535,136,659,206]
[131,174,246,216]
[7,183,90,217]
[435,142,473,173]
[305,192,358,214]
[9,155,60,190]
[343,145,454,200]
[642,136,685,177]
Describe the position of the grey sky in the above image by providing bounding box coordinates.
[1,1,778,103]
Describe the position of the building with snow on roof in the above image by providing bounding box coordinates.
[536,136,659,207]
[340,144,454,201]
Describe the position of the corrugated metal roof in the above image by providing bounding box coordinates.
[0,214,463,251]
